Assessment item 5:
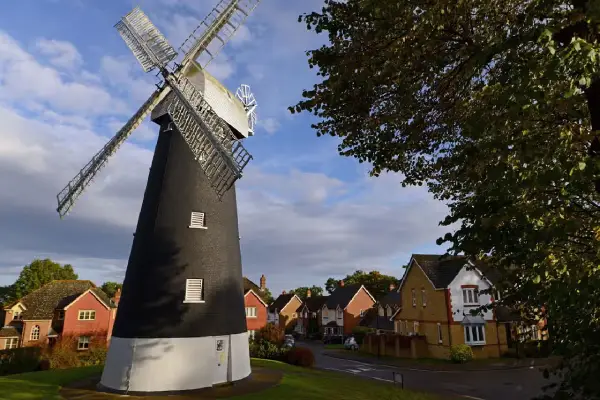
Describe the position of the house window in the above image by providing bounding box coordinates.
[411,289,416,307]
[13,311,22,320]
[304,312,308,318]
[189,212,207,229]
[413,321,419,334]
[437,323,443,344]
[4,338,18,349]
[245,307,257,318]
[464,324,486,345]
[386,305,392,316]
[312,312,316,318]
[337,309,342,317]
[77,336,90,350]
[359,309,365,317]
[57,310,65,320]
[78,310,96,320]
[421,289,427,307]
[378,306,384,316]
[248,330,256,340]
[184,279,204,303]
[395,320,402,334]
[462,287,480,306]
[30,325,40,341]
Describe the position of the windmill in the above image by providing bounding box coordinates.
[54,0,261,394]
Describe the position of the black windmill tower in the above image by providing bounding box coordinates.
[55,0,261,394]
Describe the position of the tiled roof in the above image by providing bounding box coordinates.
[325,284,363,309]
[19,280,113,320]
[0,326,21,338]
[359,309,395,331]
[243,277,260,294]
[296,296,328,312]
[378,290,400,308]
[411,254,468,289]
[268,293,295,313]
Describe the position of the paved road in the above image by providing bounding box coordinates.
[301,342,553,400]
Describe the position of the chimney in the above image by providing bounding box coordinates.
[306,289,311,298]
[389,283,396,291]
[259,274,266,292]
[113,288,121,307]
[339,280,344,287]
[282,290,286,295]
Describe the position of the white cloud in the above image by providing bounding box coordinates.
[259,117,280,134]
[99,56,155,104]
[0,31,127,115]
[35,38,83,70]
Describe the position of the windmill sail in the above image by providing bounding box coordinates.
[166,75,252,198]
[56,88,170,217]
[176,0,261,73]
[115,7,178,73]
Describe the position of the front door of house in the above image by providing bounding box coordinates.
[213,336,229,385]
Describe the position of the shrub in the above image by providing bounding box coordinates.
[0,347,42,376]
[78,346,107,366]
[249,339,288,360]
[285,346,315,368]
[41,331,108,369]
[450,344,474,363]
[257,324,284,346]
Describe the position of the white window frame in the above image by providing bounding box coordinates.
[378,305,385,316]
[411,289,416,307]
[413,321,419,334]
[245,307,257,318]
[386,305,392,316]
[78,310,96,320]
[184,279,205,303]
[12,311,22,320]
[337,308,343,317]
[77,336,90,350]
[189,211,207,229]
[437,323,443,344]
[4,338,18,349]
[359,309,365,317]
[421,289,427,307]
[464,324,486,346]
[462,288,480,306]
[248,330,256,340]
[30,325,40,341]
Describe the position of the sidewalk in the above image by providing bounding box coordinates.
[323,349,557,372]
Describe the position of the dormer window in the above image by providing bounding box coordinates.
[189,212,207,229]
[12,311,22,320]
[378,305,385,316]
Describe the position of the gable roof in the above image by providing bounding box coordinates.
[243,277,260,295]
[325,284,375,309]
[378,290,401,308]
[18,280,114,320]
[359,308,395,331]
[296,295,328,312]
[268,293,301,313]
[244,289,268,307]
[410,254,470,289]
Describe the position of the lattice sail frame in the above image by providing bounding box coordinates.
[115,7,178,72]
[56,0,261,218]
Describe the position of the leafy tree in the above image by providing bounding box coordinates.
[292,1,600,397]
[10,259,78,300]
[100,282,123,298]
[326,270,398,299]
[260,288,274,305]
[0,286,12,304]
[288,285,324,300]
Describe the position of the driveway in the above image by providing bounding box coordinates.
[301,341,553,400]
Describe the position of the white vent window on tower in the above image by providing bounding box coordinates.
[189,211,207,229]
[184,279,204,303]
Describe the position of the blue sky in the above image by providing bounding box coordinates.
[0,0,451,296]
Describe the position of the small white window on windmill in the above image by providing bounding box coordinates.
[189,212,207,229]
[184,279,205,303]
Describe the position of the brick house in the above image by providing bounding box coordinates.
[391,254,511,359]
[0,280,117,350]
[294,289,328,337]
[267,292,302,331]
[243,277,268,339]
[321,281,376,336]
[359,283,400,333]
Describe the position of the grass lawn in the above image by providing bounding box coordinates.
[0,365,103,400]
[0,360,440,400]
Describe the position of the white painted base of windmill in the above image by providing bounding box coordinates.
[99,332,251,393]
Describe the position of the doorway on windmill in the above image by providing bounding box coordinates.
[213,336,229,385]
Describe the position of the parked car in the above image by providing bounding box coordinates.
[283,334,295,348]
[344,336,359,351]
